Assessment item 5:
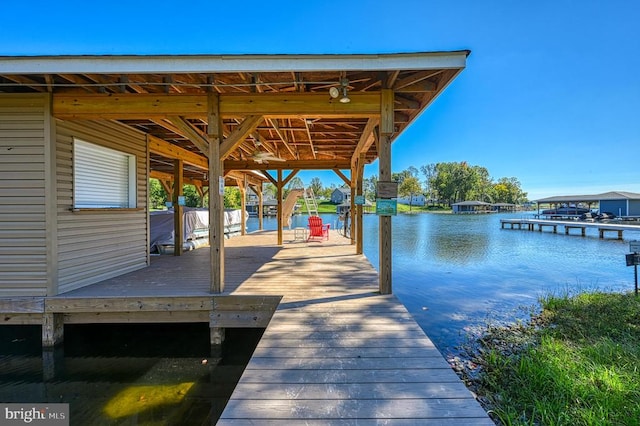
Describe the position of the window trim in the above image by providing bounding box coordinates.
[72,138,137,210]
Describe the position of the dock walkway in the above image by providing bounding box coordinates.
[219,231,492,424]
[2,230,492,424]
[501,217,640,239]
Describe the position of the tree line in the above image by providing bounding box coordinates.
[149,161,527,210]
[373,162,528,206]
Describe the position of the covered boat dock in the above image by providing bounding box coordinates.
[0,52,494,422]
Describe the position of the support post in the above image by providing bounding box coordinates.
[210,326,225,357]
[240,176,247,236]
[258,185,264,230]
[42,312,64,348]
[277,170,283,245]
[356,153,365,255]
[379,88,394,294]
[173,159,184,256]
[208,93,224,293]
[350,171,356,245]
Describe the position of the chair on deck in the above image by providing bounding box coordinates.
[307,216,330,242]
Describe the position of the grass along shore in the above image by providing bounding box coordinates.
[457,291,640,425]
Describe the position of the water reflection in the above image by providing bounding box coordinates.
[0,324,263,425]
[266,212,639,357]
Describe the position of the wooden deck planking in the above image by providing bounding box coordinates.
[29,229,491,423]
[219,231,491,424]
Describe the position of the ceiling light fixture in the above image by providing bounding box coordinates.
[329,78,351,103]
[340,86,350,103]
[339,78,350,103]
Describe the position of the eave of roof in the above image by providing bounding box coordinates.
[536,191,640,203]
[0,51,471,74]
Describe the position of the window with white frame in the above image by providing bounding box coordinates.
[73,138,137,208]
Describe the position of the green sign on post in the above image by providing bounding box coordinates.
[354,195,365,205]
[376,198,397,216]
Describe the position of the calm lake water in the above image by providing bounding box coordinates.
[2,211,638,423]
[281,212,640,355]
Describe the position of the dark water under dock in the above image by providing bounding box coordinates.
[0,324,263,424]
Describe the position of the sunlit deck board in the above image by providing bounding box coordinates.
[35,229,490,422]
[218,231,492,424]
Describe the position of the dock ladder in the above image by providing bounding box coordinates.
[303,187,319,216]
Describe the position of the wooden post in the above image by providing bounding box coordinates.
[173,159,184,256]
[208,93,224,293]
[349,171,356,245]
[210,326,225,356]
[42,312,63,348]
[238,175,248,235]
[277,170,283,245]
[42,347,64,381]
[356,153,365,255]
[258,185,264,230]
[379,89,394,294]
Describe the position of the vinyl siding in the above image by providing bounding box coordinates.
[600,200,627,217]
[0,94,48,296]
[56,120,148,294]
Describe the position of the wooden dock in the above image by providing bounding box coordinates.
[1,230,492,424]
[218,231,491,424]
[501,218,640,239]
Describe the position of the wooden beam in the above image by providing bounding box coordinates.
[351,117,379,169]
[356,153,366,254]
[167,115,210,155]
[333,169,351,186]
[148,134,208,169]
[379,88,394,295]
[173,159,184,256]
[208,93,224,293]
[157,178,173,198]
[394,94,421,110]
[220,115,263,159]
[257,187,264,230]
[239,176,247,236]
[393,70,441,91]
[150,170,205,188]
[395,80,437,93]
[268,118,297,158]
[262,171,277,186]
[380,89,395,136]
[52,92,382,119]
[304,119,317,159]
[224,160,351,171]
[282,169,300,187]
[277,170,283,246]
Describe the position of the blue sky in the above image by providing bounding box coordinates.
[2,0,638,200]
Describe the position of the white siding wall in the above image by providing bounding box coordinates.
[0,94,49,296]
[56,120,148,294]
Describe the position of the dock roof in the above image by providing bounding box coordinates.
[0,51,469,182]
[536,191,640,203]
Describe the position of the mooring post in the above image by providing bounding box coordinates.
[42,312,64,348]
[42,347,64,381]
[210,327,225,357]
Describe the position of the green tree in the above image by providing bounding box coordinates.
[149,178,167,209]
[420,163,437,203]
[223,187,241,208]
[493,177,527,204]
[309,177,323,196]
[263,183,276,199]
[363,175,378,201]
[398,175,422,211]
[183,184,201,207]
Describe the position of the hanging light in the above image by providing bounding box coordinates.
[339,78,350,103]
[339,86,350,103]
